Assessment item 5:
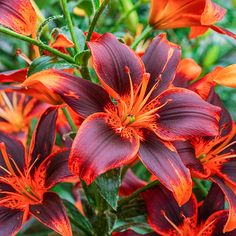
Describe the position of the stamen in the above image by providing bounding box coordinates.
[0,143,16,176]
[124,66,135,112]
[162,210,183,235]
[16,49,32,65]
[196,219,216,236]
[0,92,14,112]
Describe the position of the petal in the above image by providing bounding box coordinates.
[141,185,197,234]
[198,183,225,224]
[206,89,233,137]
[0,0,37,35]
[0,132,25,176]
[30,107,58,170]
[0,207,24,236]
[51,34,74,49]
[69,113,140,184]
[37,149,75,189]
[174,58,202,87]
[173,141,208,178]
[138,131,192,206]
[189,26,209,38]
[0,68,27,83]
[113,230,157,236]
[142,34,181,98]
[211,176,236,232]
[201,0,226,25]
[22,69,112,118]
[88,33,145,98]
[213,64,236,88]
[219,158,236,187]
[202,210,236,236]
[155,88,221,141]
[119,169,146,196]
[30,192,72,236]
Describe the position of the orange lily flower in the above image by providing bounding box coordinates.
[149,0,236,39]
[0,0,37,36]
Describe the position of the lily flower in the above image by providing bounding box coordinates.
[0,0,37,36]
[0,107,73,236]
[0,90,49,143]
[174,89,236,232]
[142,183,236,235]
[22,33,222,206]
[149,0,236,39]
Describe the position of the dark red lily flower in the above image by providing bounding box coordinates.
[0,0,37,36]
[174,89,236,232]
[0,107,73,236]
[0,90,49,143]
[14,33,221,206]
[142,183,236,235]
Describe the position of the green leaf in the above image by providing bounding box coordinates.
[203,45,220,68]
[63,199,94,235]
[27,56,75,76]
[77,0,95,17]
[94,169,121,210]
[92,0,100,9]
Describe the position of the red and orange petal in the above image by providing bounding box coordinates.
[50,33,74,49]
[174,58,202,88]
[36,149,76,189]
[142,33,181,99]
[0,0,37,36]
[69,113,140,184]
[0,68,27,83]
[211,177,236,232]
[119,169,146,196]
[21,69,112,118]
[141,185,197,235]
[138,131,192,206]
[29,107,58,170]
[88,33,145,98]
[0,132,26,177]
[0,207,25,236]
[213,64,236,88]
[154,88,221,141]
[29,192,72,236]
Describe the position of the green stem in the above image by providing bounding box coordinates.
[131,25,152,50]
[62,107,77,132]
[193,178,208,196]
[111,0,142,32]
[60,0,81,53]
[86,0,110,41]
[118,180,159,206]
[0,26,75,64]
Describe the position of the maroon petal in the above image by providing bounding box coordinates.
[198,183,225,224]
[211,176,236,232]
[141,185,197,234]
[113,230,157,236]
[173,141,208,178]
[69,113,140,184]
[30,107,58,169]
[207,89,233,137]
[0,207,24,236]
[88,33,145,98]
[119,169,146,196]
[219,158,236,188]
[0,68,27,83]
[202,210,236,236]
[25,69,113,118]
[142,34,181,99]
[37,149,75,189]
[0,132,25,176]
[138,131,192,206]
[29,192,72,236]
[155,88,221,141]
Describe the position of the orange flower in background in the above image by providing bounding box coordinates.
[149,0,236,39]
[0,0,37,36]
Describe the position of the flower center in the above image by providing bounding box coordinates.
[0,143,43,209]
[0,92,25,132]
[107,68,169,132]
